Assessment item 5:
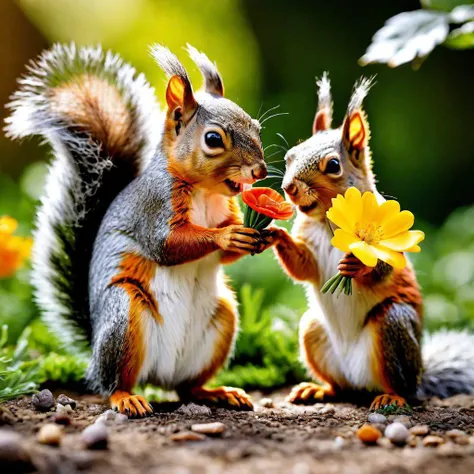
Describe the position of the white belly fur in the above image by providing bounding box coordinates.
[138,189,235,389]
[296,214,382,390]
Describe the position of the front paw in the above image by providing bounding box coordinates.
[217,225,260,254]
[255,227,285,254]
[337,253,372,278]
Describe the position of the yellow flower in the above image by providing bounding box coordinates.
[326,188,424,269]
[0,216,33,278]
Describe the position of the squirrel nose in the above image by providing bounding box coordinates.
[251,163,267,181]
[283,182,298,197]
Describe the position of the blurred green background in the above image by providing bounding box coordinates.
[1,0,474,395]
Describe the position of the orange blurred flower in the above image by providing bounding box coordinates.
[0,216,33,278]
[242,187,294,221]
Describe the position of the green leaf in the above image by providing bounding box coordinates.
[445,21,474,48]
[422,0,474,13]
[360,10,450,68]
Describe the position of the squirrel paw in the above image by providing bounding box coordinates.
[110,391,153,418]
[370,394,407,411]
[217,225,260,254]
[337,254,372,278]
[286,382,335,404]
[185,386,253,411]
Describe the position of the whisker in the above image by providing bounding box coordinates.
[258,104,281,123]
[260,112,289,125]
[264,144,287,153]
[276,132,289,149]
[264,150,284,160]
[256,102,264,122]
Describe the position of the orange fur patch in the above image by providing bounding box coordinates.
[52,75,139,159]
[274,232,319,283]
[110,253,160,391]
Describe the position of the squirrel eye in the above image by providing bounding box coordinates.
[325,158,341,175]
[204,131,224,149]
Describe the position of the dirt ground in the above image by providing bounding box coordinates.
[2,390,474,474]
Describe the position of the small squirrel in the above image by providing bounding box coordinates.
[262,74,474,409]
[6,43,268,416]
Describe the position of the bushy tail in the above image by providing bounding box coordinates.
[5,43,162,353]
[419,330,474,399]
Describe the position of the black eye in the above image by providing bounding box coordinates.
[204,131,224,149]
[325,158,341,174]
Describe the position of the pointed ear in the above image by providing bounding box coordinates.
[186,44,224,97]
[313,109,331,134]
[313,72,332,134]
[165,75,197,123]
[342,110,370,166]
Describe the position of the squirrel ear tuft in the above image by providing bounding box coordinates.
[165,75,197,122]
[186,44,224,97]
[313,72,333,134]
[343,111,367,151]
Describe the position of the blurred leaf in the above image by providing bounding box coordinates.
[445,21,474,48]
[449,4,474,21]
[422,0,474,12]
[360,10,449,68]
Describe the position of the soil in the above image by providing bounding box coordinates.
[2,390,474,474]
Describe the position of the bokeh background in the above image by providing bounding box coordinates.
[1,0,474,392]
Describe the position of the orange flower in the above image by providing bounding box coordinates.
[0,216,33,278]
[242,187,294,221]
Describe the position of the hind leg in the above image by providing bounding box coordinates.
[89,286,153,418]
[287,312,343,404]
[177,296,253,410]
[366,301,422,411]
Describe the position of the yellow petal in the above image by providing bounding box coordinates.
[376,199,400,222]
[361,192,378,224]
[0,216,18,235]
[349,241,378,267]
[331,229,358,253]
[344,187,363,224]
[405,244,421,253]
[372,245,407,269]
[382,210,414,239]
[379,230,425,252]
[326,207,356,234]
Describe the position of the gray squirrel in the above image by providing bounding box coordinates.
[6,43,268,417]
[260,73,474,409]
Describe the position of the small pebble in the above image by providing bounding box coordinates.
[334,436,345,449]
[0,407,16,426]
[82,424,108,450]
[357,424,381,444]
[37,424,62,446]
[56,404,73,415]
[423,435,444,447]
[320,404,335,415]
[170,431,206,442]
[390,415,412,428]
[385,422,409,445]
[176,403,212,416]
[260,398,274,408]
[446,429,466,439]
[191,422,226,435]
[56,394,76,409]
[0,429,32,469]
[52,413,71,426]
[32,389,55,412]
[102,410,117,421]
[115,413,128,424]
[367,413,387,424]
[446,430,468,445]
[409,425,429,436]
